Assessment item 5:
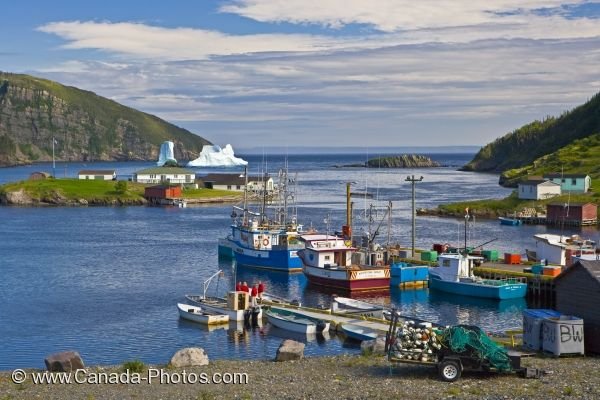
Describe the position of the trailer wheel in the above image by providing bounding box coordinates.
[439,359,462,382]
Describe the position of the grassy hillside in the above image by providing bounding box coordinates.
[0,72,211,165]
[500,133,600,190]
[463,92,600,172]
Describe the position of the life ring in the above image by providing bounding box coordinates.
[375,260,383,267]
[263,238,270,246]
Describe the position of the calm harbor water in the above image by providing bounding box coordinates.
[1,153,598,369]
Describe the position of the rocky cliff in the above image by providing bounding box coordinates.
[0,72,211,166]
[340,154,440,168]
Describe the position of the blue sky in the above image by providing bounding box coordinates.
[3,1,600,149]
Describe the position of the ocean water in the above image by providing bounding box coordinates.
[1,153,598,369]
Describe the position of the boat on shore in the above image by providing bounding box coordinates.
[266,307,330,334]
[429,253,527,300]
[177,303,229,325]
[340,323,379,341]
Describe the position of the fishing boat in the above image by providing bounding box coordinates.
[221,165,306,271]
[331,296,385,319]
[429,253,527,300]
[298,184,392,291]
[498,217,522,226]
[299,234,391,291]
[177,303,229,325]
[340,323,379,341]
[265,307,330,334]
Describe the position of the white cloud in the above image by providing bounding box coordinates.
[37,21,347,60]
[32,2,600,147]
[220,1,586,31]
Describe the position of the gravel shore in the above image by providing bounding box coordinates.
[1,354,599,399]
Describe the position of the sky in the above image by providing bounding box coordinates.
[2,1,600,150]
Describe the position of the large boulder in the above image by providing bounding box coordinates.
[170,347,209,368]
[275,339,305,361]
[361,336,386,355]
[45,351,85,372]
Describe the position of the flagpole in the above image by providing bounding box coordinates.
[52,136,56,178]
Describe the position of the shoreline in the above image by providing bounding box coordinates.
[1,353,599,399]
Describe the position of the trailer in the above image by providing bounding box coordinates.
[385,311,539,382]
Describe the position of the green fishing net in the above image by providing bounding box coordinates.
[439,325,513,371]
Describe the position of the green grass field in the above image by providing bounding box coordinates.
[0,178,243,203]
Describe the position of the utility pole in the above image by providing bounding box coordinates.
[52,136,56,178]
[405,175,423,258]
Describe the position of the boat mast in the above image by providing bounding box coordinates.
[243,165,248,225]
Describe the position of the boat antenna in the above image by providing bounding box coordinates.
[463,208,470,256]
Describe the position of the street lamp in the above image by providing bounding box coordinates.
[405,175,424,258]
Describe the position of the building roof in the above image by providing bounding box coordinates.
[135,167,195,175]
[519,179,559,186]
[547,202,597,207]
[201,173,270,185]
[544,173,590,179]
[555,260,600,283]
[78,170,116,175]
[145,184,181,189]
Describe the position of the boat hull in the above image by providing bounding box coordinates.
[218,238,235,258]
[303,265,390,291]
[266,310,317,334]
[341,324,378,341]
[499,217,522,226]
[231,241,302,272]
[428,275,527,300]
[177,304,229,325]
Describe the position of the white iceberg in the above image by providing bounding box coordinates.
[157,141,177,166]
[187,144,248,167]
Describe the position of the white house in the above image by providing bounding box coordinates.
[517,179,561,200]
[78,170,116,181]
[133,167,195,184]
[200,173,275,192]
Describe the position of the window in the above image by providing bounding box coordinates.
[561,178,565,183]
[442,260,451,267]
[227,185,232,190]
[529,186,532,192]
[324,255,330,261]
[185,175,191,183]
[236,185,241,190]
[572,178,577,185]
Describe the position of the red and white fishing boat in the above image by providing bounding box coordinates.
[298,234,391,291]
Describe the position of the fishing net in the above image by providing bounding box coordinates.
[439,325,513,371]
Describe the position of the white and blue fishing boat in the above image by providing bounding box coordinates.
[429,253,527,300]
[220,166,306,272]
[340,323,379,341]
[266,307,330,334]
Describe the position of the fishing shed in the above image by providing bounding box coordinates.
[144,185,182,202]
[554,260,600,354]
[546,202,598,226]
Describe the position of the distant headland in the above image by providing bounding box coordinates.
[336,154,441,168]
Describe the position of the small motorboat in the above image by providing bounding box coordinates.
[177,303,229,325]
[498,217,522,226]
[265,307,329,334]
[340,323,379,341]
[332,296,384,319]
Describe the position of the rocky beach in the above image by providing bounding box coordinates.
[1,354,598,399]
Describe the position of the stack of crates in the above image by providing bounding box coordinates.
[482,249,499,261]
[420,250,438,262]
[504,253,521,264]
